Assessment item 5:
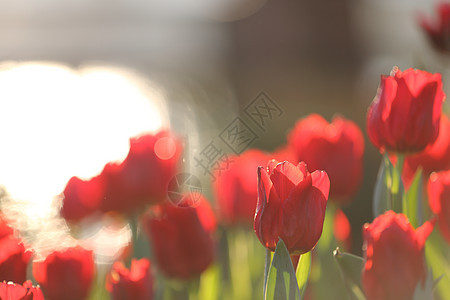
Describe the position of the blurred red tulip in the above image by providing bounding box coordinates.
[0,237,31,284]
[61,130,182,221]
[0,215,14,240]
[0,281,44,300]
[33,246,95,300]
[402,115,450,189]
[106,259,153,300]
[428,170,450,243]
[142,194,215,279]
[213,149,269,226]
[420,3,450,52]
[333,208,352,251]
[367,67,445,154]
[362,211,434,300]
[254,160,329,254]
[287,114,364,202]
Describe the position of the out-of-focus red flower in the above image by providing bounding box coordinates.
[0,237,32,284]
[254,160,330,254]
[60,175,106,222]
[287,114,364,203]
[401,115,450,189]
[33,246,95,300]
[333,208,352,251]
[0,281,44,300]
[106,259,153,300]
[428,170,450,243]
[103,131,182,212]
[362,211,435,300]
[142,194,216,280]
[213,149,269,226]
[61,130,182,221]
[367,67,445,154]
[420,3,450,52]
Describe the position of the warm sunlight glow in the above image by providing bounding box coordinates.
[0,62,168,234]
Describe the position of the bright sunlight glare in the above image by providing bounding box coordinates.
[0,62,168,256]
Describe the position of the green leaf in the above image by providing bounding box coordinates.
[317,203,336,254]
[198,264,220,300]
[265,239,300,300]
[404,168,423,228]
[296,251,312,299]
[373,156,390,217]
[333,248,366,300]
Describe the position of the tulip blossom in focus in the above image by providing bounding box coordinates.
[428,170,450,243]
[367,67,445,154]
[401,115,450,189]
[420,3,450,52]
[213,149,269,226]
[61,130,182,222]
[362,211,435,300]
[33,246,95,300]
[254,160,329,254]
[287,114,364,202]
[106,258,154,300]
[142,194,216,279]
[0,281,44,300]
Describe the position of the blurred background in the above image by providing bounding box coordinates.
[0,0,445,256]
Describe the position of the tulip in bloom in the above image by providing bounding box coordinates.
[33,246,95,300]
[428,170,450,243]
[287,114,364,202]
[254,160,330,254]
[213,149,269,225]
[0,237,32,284]
[367,67,445,154]
[362,211,435,300]
[401,115,450,189]
[0,281,44,300]
[143,194,216,279]
[420,3,450,52]
[106,258,154,300]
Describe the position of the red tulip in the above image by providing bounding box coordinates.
[402,115,450,189]
[0,281,44,300]
[142,194,216,279]
[0,237,32,284]
[254,160,330,254]
[106,259,153,300]
[367,67,445,154]
[287,114,364,202]
[103,130,182,212]
[61,130,182,221]
[428,170,450,243]
[33,246,95,300]
[420,3,450,52]
[213,149,269,225]
[362,211,435,300]
[333,208,352,251]
[61,175,105,222]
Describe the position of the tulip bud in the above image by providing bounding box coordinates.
[362,211,435,300]
[0,237,32,284]
[0,281,44,300]
[367,67,445,154]
[254,160,330,254]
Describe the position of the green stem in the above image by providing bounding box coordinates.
[263,247,271,298]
